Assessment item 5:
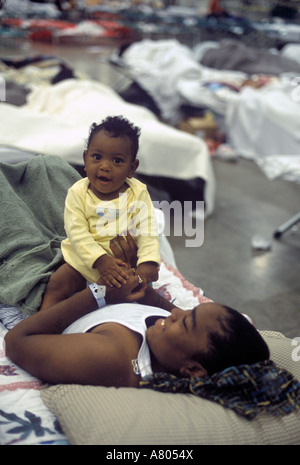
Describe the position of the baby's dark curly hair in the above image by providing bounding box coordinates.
[86,115,141,160]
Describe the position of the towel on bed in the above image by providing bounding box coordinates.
[140,359,300,420]
[0,155,81,315]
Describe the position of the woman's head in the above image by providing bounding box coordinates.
[146,303,269,378]
[191,304,270,376]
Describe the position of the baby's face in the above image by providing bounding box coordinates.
[83,129,138,201]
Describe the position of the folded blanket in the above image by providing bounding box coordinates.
[0,155,81,315]
[140,360,300,420]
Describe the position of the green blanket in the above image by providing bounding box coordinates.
[0,155,81,315]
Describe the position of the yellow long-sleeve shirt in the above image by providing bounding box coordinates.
[61,177,160,283]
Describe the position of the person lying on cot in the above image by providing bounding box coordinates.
[5,235,269,388]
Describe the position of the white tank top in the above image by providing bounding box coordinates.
[63,303,169,379]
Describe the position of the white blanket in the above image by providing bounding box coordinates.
[120,39,300,183]
[225,82,300,183]
[0,78,215,215]
[121,39,247,122]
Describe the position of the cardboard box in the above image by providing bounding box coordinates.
[178,112,218,139]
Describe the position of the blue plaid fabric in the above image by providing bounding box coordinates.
[139,360,300,420]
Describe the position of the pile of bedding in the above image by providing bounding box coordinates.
[2,0,60,19]
[0,55,215,214]
[0,155,81,314]
[1,18,133,44]
[198,38,300,74]
[119,38,300,183]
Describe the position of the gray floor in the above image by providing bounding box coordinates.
[2,40,300,338]
[171,157,300,339]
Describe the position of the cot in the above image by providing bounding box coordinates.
[0,54,215,216]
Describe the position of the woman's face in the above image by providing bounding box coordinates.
[146,302,226,377]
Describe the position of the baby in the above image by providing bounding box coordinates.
[61,115,160,289]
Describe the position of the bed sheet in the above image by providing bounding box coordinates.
[120,39,247,122]
[0,260,210,445]
[0,322,69,445]
[225,82,300,183]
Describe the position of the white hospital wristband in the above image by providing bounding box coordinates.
[88,283,106,308]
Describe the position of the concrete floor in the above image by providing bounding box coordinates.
[172,157,300,339]
[2,39,300,338]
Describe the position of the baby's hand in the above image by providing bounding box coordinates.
[96,255,129,288]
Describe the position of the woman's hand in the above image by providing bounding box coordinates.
[110,233,138,269]
[105,275,147,304]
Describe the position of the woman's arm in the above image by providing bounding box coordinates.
[4,276,146,384]
[111,234,176,313]
[138,285,177,312]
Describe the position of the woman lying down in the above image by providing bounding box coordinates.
[5,235,269,388]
